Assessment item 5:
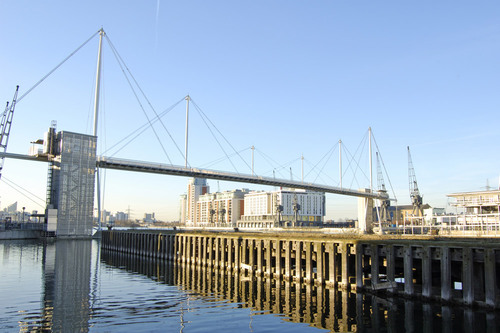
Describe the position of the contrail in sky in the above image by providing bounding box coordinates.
[155,0,160,49]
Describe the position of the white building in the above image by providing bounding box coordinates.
[239,189,325,228]
[446,190,500,232]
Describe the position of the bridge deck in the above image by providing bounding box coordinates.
[0,152,388,199]
[97,156,387,199]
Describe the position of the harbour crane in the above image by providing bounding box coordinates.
[407,146,423,217]
[0,86,19,181]
[376,152,390,223]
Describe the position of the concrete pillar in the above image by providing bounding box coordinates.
[484,248,497,308]
[249,239,255,273]
[265,240,272,277]
[295,241,303,283]
[327,243,336,287]
[208,237,214,268]
[242,239,248,268]
[276,240,282,278]
[284,241,292,280]
[441,247,451,301]
[197,237,203,266]
[316,242,324,286]
[305,241,313,283]
[220,237,226,269]
[177,235,183,263]
[215,237,220,269]
[404,245,414,295]
[256,239,263,276]
[357,188,374,233]
[463,247,474,305]
[422,246,432,298]
[228,238,233,271]
[355,243,363,290]
[386,245,395,282]
[166,235,171,261]
[371,244,380,286]
[341,243,349,290]
[234,238,240,274]
[186,235,192,265]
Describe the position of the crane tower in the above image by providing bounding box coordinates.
[407,146,423,217]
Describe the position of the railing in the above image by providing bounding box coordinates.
[0,222,45,231]
[383,213,500,237]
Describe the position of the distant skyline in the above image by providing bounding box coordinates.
[1,1,499,220]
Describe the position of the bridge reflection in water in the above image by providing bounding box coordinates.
[101,249,498,332]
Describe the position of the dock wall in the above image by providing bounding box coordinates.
[101,230,500,309]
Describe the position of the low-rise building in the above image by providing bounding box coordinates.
[196,189,248,225]
[238,188,325,228]
[447,190,500,229]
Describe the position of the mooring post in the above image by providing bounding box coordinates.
[441,247,451,302]
[422,246,432,298]
[305,241,313,283]
[371,244,380,286]
[355,243,364,290]
[285,240,292,280]
[404,245,414,295]
[234,238,241,274]
[265,239,272,277]
[275,240,282,278]
[484,248,497,308]
[462,247,474,305]
[341,243,349,290]
[256,239,263,277]
[208,237,214,268]
[295,241,303,283]
[316,242,324,286]
[327,243,336,287]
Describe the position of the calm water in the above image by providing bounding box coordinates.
[1,239,499,332]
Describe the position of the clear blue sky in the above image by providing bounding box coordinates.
[1,1,499,220]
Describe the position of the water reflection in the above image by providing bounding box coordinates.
[6,239,93,332]
[101,249,500,333]
[42,239,92,332]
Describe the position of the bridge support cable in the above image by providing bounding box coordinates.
[304,158,337,186]
[105,35,187,164]
[254,148,301,179]
[343,131,372,190]
[0,176,46,209]
[102,97,185,157]
[17,30,101,103]
[190,100,239,174]
[199,146,252,169]
[306,143,339,184]
[191,99,253,174]
[104,34,178,164]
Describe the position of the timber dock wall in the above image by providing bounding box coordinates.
[101,230,500,309]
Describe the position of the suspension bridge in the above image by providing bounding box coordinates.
[0,28,392,238]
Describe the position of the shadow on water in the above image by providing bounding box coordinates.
[101,249,500,333]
